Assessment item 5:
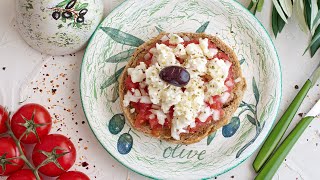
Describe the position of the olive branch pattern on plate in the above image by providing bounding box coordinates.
[80,0,281,179]
[100,22,265,158]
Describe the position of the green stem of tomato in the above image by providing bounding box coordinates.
[5,119,41,180]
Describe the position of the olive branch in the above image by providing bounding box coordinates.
[248,0,320,58]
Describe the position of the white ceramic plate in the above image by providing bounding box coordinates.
[80,0,282,179]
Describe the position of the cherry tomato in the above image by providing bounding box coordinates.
[11,103,52,144]
[125,76,139,91]
[32,134,76,177]
[7,169,43,180]
[0,105,9,134]
[0,137,25,175]
[57,171,90,180]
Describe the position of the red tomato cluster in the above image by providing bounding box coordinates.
[0,104,90,180]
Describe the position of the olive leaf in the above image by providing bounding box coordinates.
[100,27,145,47]
[101,66,125,90]
[305,0,312,29]
[207,131,216,145]
[294,0,309,33]
[310,25,320,56]
[257,0,265,12]
[279,0,293,17]
[105,49,136,63]
[196,21,210,33]
[56,0,69,8]
[236,132,259,158]
[155,26,164,33]
[239,58,245,65]
[272,0,288,23]
[252,77,260,104]
[75,3,88,11]
[272,5,286,37]
[247,0,265,14]
[247,114,256,125]
[310,63,320,86]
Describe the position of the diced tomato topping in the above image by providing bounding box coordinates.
[208,95,222,110]
[162,40,170,46]
[131,102,152,113]
[219,109,225,117]
[215,52,229,60]
[125,76,139,91]
[210,101,223,110]
[208,41,217,49]
[225,66,235,92]
[151,124,163,137]
[176,57,184,64]
[189,116,213,133]
[183,39,199,47]
[164,107,174,128]
[135,111,150,128]
[149,118,159,129]
[137,58,152,67]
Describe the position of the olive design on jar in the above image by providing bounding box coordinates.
[49,0,89,25]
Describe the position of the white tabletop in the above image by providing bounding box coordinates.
[1,0,320,179]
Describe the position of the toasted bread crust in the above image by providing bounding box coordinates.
[119,32,246,144]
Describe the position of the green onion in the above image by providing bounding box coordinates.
[255,116,315,180]
[252,80,312,172]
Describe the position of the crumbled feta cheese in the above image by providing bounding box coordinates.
[185,43,204,57]
[199,38,218,59]
[173,44,187,58]
[205,79,227,99]
[184,56,207,75]
[169,34,184,44]
[155,44,177,67]
[150,109,167,125]
[145,65,168,104]
[160,86,183,113]
[207,58,231,80]
[161,35,169,42]
[198,106,213,122]
[220,92,230,103]
[123,91,140,107]
[130,108,135,113]
[213,110,220,121]
[127,62,147,83]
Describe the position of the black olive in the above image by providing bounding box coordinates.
[79,8,88,16]
[159,66,190,87]
[66,0,77,9]
[62,11,72,19]
[52,11,61,20]
[76,16,84,23]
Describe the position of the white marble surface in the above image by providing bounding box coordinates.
[0,0,319,179]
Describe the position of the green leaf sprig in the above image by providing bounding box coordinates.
[250,0,320,57]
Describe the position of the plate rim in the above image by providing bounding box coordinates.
[80,0,283,179]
